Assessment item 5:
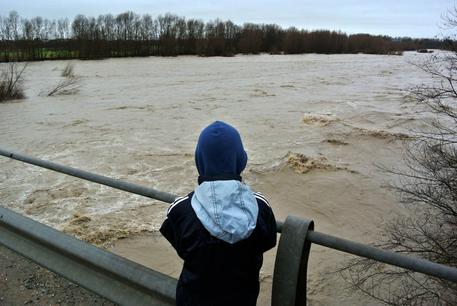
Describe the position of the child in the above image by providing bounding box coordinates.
[160,121,277,306]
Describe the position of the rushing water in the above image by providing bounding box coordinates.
[0,52,435,305]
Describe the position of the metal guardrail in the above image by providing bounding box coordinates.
[0,206,177,305]
[0,148,176,204]
[1,148,456,306]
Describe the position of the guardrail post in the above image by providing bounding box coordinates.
[272,215,314,306]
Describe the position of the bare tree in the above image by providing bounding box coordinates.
[45,63,79,96]
[238,23,263,54]
[339,11,457,306]
[0,62,27,101]
[46,77,79,96]
[57,18,70,39]
[0,10,448,61]
[61,62,74,77]
[31,16,44,40]
[22,18,33,40]
[8,11,20,40]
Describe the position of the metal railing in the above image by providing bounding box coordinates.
[0,206,176,305]
[1,147,456,306]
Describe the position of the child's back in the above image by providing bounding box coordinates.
[160,121,277,306]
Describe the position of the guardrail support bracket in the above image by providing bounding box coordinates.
[272,215,314,306]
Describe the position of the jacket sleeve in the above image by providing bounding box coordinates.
[159,216,179,251]
[262,204,277,252]
[254,193,277,252]
[159,197,184,252]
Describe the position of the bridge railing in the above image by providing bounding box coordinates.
[1,148,456,306]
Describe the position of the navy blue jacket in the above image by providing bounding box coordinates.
[160,191,277,306]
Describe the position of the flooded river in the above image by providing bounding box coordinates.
[0,52,434,305]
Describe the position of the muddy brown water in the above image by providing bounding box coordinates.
[0,52,436,305]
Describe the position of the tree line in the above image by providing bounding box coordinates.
[0,10,447,61]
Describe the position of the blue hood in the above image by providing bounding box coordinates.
[192,121,257,244]
[195,121,247,180]
[191,180,259,244]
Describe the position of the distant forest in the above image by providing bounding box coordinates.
[0,11,448,62]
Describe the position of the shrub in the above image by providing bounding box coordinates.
[61,63,75,77]
[45,63,80,96]
[0,63,27,102]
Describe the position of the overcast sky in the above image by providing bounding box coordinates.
[0,0,454,38]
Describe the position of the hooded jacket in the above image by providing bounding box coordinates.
[160,121,277,306]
